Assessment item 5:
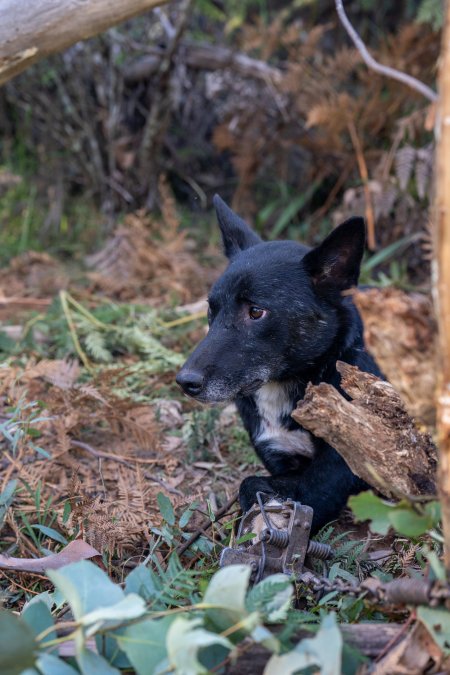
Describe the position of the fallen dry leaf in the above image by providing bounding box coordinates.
[0,540,101,573]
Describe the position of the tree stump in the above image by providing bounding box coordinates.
[291,361,437,498]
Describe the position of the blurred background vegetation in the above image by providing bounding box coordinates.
[0,0,442,285]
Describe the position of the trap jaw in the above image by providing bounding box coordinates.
[220,493,331,582]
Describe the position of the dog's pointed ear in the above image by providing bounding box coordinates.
[213,194,261,259]
[303,217,366,291]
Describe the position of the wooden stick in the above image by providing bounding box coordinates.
[335,0,437,102]
[176,493,238,556]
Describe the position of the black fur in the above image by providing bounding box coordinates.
[176,195,382,532]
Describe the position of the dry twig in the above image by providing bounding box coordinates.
[335,0,438,102]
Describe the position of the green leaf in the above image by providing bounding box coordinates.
[118,616,174,675]
[424,548,447,582]
[235,532,257,545]
[0,330,16,353]
[424,500,442,524]
[22,601,56,645]
[77,648,120,674]
[179,501,199,529]
[31,524,68,546]
[124,564,159,601]
[264,613,342,675]
[418,606,450,655]
[80,594,147,633]
[0,609,37,675]
[23,589,65,614]
[47,560,124,620]
[203,564,251,631]
[95,630,131,670]
[166,616,232,675]
[349,491,393,535]
[157,492,175,526]
[0,479,17,530]
[388,509,432,537]
[35,653,79,675]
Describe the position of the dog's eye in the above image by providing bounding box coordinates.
[249,306,266,320]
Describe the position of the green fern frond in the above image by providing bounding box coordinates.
[84,330,113,363]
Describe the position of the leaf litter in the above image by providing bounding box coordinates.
[0,198,250,589]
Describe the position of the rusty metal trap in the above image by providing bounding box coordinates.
[220,492,334,583]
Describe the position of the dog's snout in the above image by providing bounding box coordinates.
[176,369,205,397]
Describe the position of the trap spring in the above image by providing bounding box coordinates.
[220,492,333,582]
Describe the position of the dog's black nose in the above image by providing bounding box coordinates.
[176,369,204,397]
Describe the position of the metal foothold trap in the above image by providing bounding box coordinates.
[220,492,333,583]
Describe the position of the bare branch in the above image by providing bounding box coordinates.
[335,0,438,103]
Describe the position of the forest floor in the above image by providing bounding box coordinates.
[0,204,445,674]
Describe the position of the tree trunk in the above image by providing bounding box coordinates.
[434,3,450,574]
[292,362,436,498]
[0,0,169,86]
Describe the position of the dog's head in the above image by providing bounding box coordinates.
[176,195,365,403]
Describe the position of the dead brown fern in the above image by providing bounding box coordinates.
[85,206,205,303]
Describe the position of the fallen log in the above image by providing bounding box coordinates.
[291,361,436,498]
[0,0,168,86]
[225,624,403,674]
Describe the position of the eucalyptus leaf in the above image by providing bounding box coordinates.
[77,648,121,675]
[118,616,174,675]
[35,653,79,675]
[203,564,251,632]
[0,609,37,675]
[165,616,232,675]
[124,564,160,601]
[22,600,56,645]
[47,560,124,620]
[80,594,146,632]
[95,630,131,670]
[264,613,342,675]
[23,590,65,613]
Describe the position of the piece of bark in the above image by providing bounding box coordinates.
[353,288,437,427]
[291,361,436,497]
[225,624,404,674]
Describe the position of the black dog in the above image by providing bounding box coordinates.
[177,195,381,532]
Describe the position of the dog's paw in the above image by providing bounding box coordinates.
[238,475,276,512]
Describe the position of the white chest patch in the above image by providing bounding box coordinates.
[254,382,315,458]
